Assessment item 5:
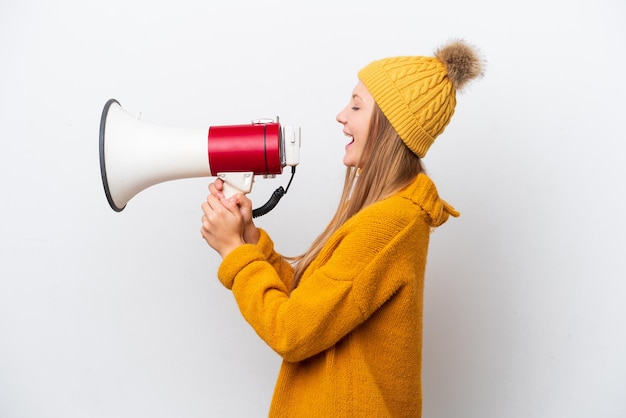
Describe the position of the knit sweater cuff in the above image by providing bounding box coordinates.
[255,228,275,259]
[217,244,265,290]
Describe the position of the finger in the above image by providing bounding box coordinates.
[212,179,225,196]
[201,201,222,229]
[205,195,238,225]
[228,193,243,204]
[208,182,224,199]
[200,213,211,229]
[201,200,213,217]
[206,194,223,211]
[234,193,252,210]
[200,224,212,243]
[219,195,242,216]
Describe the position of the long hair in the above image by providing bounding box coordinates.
[289,104,425,287]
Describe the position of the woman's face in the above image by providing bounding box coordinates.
[336,81,375,167]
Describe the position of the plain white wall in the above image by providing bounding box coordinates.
[1,0,625,417]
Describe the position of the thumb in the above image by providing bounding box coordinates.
[219,195,242,214]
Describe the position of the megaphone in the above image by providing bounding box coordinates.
[99,99,301,216]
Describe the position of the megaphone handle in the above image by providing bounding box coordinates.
[218,172,254,198]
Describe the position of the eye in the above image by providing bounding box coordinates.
[351,106,360,111]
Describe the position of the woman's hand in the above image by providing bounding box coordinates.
[209,179,260,245]
[200,191,245,259]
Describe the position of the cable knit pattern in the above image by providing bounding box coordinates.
[358,56,457,158]
[357,40,484,158]
[217,174,458,417]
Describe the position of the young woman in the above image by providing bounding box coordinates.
[200,39,484,417]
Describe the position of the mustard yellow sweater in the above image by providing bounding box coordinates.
[217,173,459,417]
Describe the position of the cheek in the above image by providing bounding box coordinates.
[356,126,370,144]
[359,114,372,136]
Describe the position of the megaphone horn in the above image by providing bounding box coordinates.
[99,99,301,214]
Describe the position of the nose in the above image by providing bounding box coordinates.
[336,107,347,124]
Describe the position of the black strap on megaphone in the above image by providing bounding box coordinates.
[252,166,296,218]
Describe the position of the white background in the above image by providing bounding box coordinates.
[1,0,625,417]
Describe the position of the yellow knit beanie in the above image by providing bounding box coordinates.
[358,39,484,158]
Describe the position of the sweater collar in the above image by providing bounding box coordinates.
[400,173,460,227]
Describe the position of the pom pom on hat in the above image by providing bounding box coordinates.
[358,39,484,158]
[434,40,485,91]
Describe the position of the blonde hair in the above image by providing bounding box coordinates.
[290,104,424,287]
